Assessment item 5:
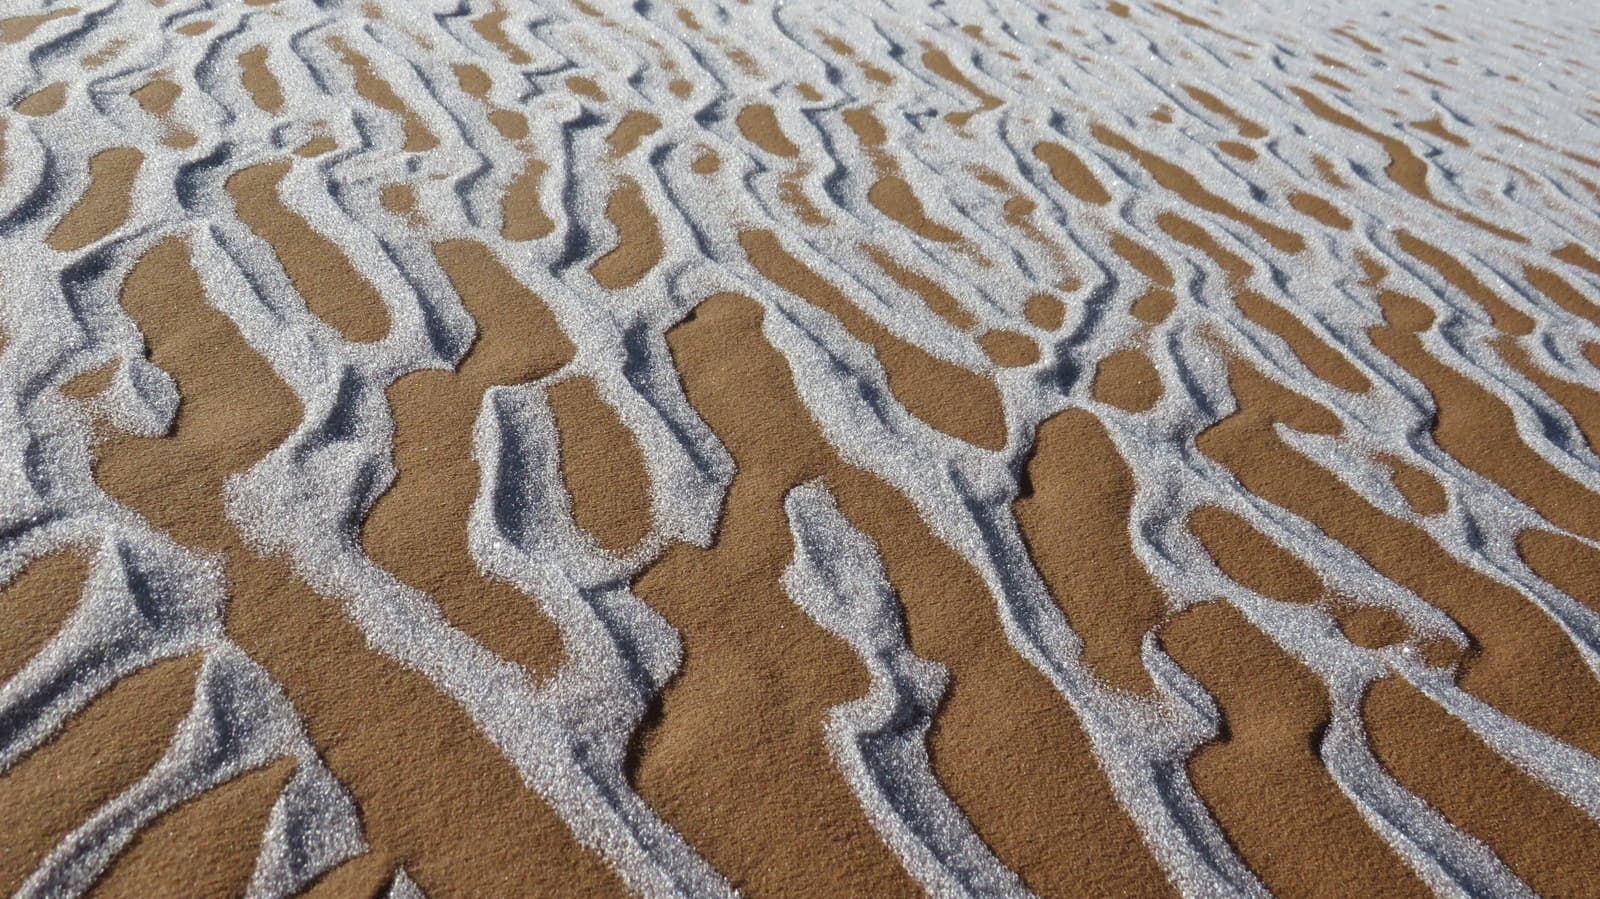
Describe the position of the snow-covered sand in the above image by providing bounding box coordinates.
[5,0,1600,894]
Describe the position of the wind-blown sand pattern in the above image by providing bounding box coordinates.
[6,0,1600,894]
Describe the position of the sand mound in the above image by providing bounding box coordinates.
[5,0,1600,894]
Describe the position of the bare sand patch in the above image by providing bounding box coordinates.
[635,295,1168,896]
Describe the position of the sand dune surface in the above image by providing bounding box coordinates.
[5,0,1600,895]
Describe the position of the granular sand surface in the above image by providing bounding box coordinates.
[5,0,1600,896]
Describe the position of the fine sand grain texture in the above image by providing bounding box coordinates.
[7,0,1600,896]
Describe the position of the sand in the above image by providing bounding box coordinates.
[6,0,1600,896]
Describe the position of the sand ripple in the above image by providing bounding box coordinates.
[4,0,1600,895]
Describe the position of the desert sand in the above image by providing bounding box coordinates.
[5,0,1600,895]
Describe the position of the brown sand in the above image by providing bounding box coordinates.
[968,164,1087,267]
[1335,605,1412,650]
[373,187,415,227]
[1156,212,1250,282]
[1331,26,1382,54]
[225,160,390,343]
[1291,87,1523,244]
[328,37,436,153]
[843,105,889,159]
[921,46,1001,128]
[546,376,652,554]
[864,244,978,330]
[1111,232,1178,325]
[779,165,830,226]
[297,853,395,898]
[740,229,1007,449]
[841,109,975,249]
[1403,69,1447,90]
[1015,409,1170,694]
[1093,347,1163,412]
[567,75,606,102]
[1156,212,1368,393]
[13,6,1600,894]
[0,553,87,685]
[732,105,825,225]
[591,178,663,290]
[1311,73,1352,93]
[1368,283,1600,541]
[502,158,554,241]
[1189,505,1323,604]
[90,758,297,898]
[362,240,573,677]
[819,35,894,86]
[1495,335,1600,453]
[1287,191,1352,230]
[1311,154,1351,190]
[1410,116,1469,148]
[1235,289,1369,392]
[1150,3,1259,47]
[1161,603,1427,896]
[85,238,619,896]
[1033,141,1111,206]
[131,78,196,148]
[978,330,1038,367]
[235,45,283,113]
[1517,529,1600,617]
[630,295,914,896]
[1181,85,1267,139]
[735,104,799,158]
[607,111,660,158]
[1524,264,1600,328]
[15,82,66,117]
[1132,286,1177,324]
[47,148,142,252]
[455,63,491,99]
[1395,231,1534,335]
[721,47,763,80]
[1093,125,1305,254]
[489,108,529,142]
[1218,140,1258,162]
[0,656,201,894]
[1377,453,1449,516]
[1554,242,1600,278]
[868,176,965,244]
[0,8,77,44]
[1365,677,1600,896]
[1025,293,1065,330]
[1197,355,1600,758]
[471,5,531,65]
[690,147,719,175]
[634,293,1171,896]
[294,135,336,158]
